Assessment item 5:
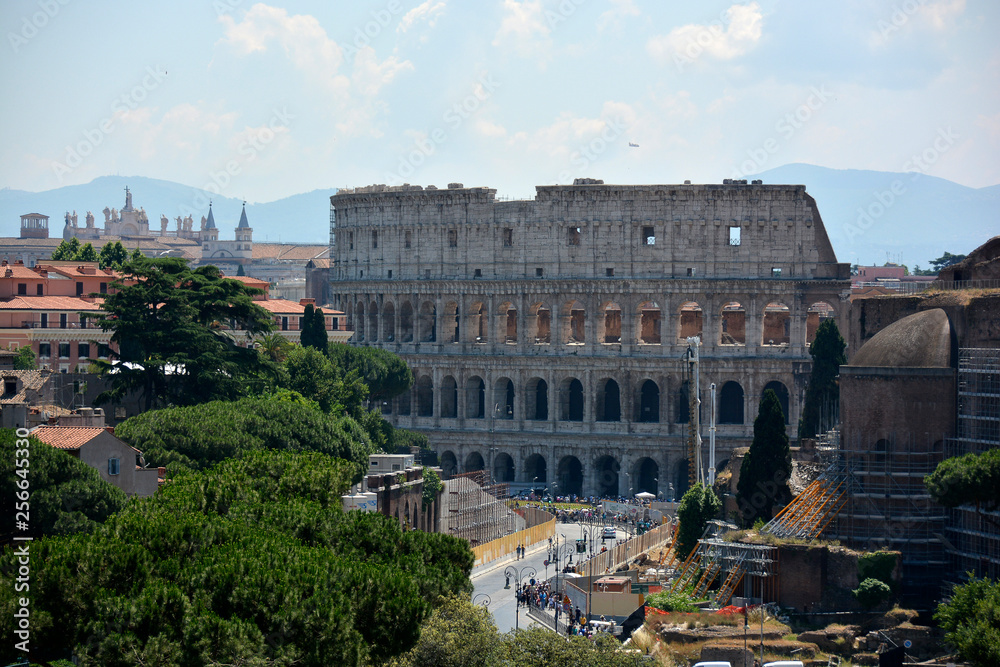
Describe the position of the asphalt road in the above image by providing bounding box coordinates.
[470,521,629,633]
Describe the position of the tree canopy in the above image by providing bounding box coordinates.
[675,483,721,559]
[115,396,376,481]
[926,449,1000,525]
[798,319,846,439]
[300,303,329,352]
[327,342,413,404]
[738,389,792,526]
[930,251,967,272]
[97,240,129,269]
[935,573,1000,666]
[93,257,276,409]
[0,449,474,666]
[0,429,128,536]
[12,345,36,370]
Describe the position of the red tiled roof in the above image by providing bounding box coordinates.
[39,263,120,279]
[30,426,107,450]
[0,296,105,310]
[256,298,307,314]
[224,275,270,288]
[1,265,43,279]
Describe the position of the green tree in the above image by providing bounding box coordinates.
[12,345,36,370]
[676,483,721,559]
[738,389,792,526]
[98,240,129,269]
[930,251,967,272]
[0,429,127,535]
[397,595,502,667]
[50,236,81,260]
[130,246,144,261]
[935,574,1000,666]
[93,257,275,409]
[798,319,846,439]
[926,449,1000,527]
[328,343,413,404]
[853,578,891,609]
[77,242,98,262]
[115,396,375,479]
[236,262,245,276]
[422,467,441,508]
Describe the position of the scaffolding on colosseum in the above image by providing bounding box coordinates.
[443,470,520,546]
[946,348,1000,581]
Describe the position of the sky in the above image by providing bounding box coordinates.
[2,0,998,202]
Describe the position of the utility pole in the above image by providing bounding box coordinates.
[708,382,717,486]
[685,336,703,488]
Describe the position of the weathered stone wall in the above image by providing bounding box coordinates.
[331,181,850,497]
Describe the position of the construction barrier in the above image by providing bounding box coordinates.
[576,521,674,578]
[472,509,556,568]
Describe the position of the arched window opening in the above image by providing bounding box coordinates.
[720,301,746,345]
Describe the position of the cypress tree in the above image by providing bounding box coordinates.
[799,319,846,438]
[737,389,792,526]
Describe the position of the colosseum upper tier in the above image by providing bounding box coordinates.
[330,179,850,499]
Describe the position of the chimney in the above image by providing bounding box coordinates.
[299,298,316,307]
[105,426,115,435]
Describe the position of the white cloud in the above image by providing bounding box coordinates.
[918,0,966,30]
[597,0,640,32]
[647,2,763,66]
[493,0,550,55]
[397,1,447,34]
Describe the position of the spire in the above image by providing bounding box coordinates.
[205,200,216,229]
[237,200,250,229]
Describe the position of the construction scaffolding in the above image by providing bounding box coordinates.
[764,457,849,539]
[444,470,519,546]
[667,521,779,607]
[947,348,1000,581]
[826,433,951,600]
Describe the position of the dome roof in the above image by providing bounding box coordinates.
[850,308,953,368]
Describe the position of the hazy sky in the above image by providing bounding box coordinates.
[2,0,997,201]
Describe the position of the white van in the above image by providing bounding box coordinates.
[693,662,732,667]
[763,662,804,667]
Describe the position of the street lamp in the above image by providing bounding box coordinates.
[504,564,537,632]
[473,593,491,608]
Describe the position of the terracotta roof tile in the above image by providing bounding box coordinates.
[30,425,107,450]
[0,296,105,310]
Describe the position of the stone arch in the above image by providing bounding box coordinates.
[493,453,515,482]
[493,377,514,420]
[469,301,488,343]
[557,456,583,497]
[397,388,411,416]
[399,300,414,342]
[719,301,746,345]
[440,450,458,478]
[675,380,690,423]
[530,302,551,344]
[355,300,366,341]
[415,375,434,417]
[525,376,549,421]
[678,301,703,340]
[600,301,622,344]
[762,302,790,346]
[636,301,661,344]
[561,300,586,344]
[634,457,659,496]
[718,380,744,424]
[762,380,790,425]
[444,301,460,343]
[560,377,584,421]
[806,301,835,345]
[382,301,395,342]
[596,378,621,422]
[636,379,660,423]
[465,375,485,418]
[440,375,457,418]
[418,301,436,342]
[368,301,379,342]
[594,455,620,498]
[524,453,547,485]
[498,301,517,344]
[465,451,485,473]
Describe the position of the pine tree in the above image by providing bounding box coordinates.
[98,241,129,269]
[313,307,329,352]
[236,263,245,276]
[798,319,846,438]
[301,303,317,350]
[737,389,792,526]
[676,483,721,559]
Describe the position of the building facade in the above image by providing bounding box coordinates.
[330,179,850,498]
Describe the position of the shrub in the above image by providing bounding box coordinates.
[853,578,891,609]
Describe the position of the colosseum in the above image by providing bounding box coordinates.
[329,178,851,498]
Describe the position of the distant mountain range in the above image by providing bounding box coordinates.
[1,166,996,267]
[0,175,337,245]
[756,163,998,270]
